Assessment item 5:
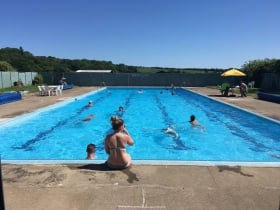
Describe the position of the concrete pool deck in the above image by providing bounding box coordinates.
[1,86,280,210]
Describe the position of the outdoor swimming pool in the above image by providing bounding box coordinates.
[0,87,280,164]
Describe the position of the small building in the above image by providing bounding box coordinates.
[76,70,112,73]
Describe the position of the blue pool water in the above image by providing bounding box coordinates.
[0,87,280,163]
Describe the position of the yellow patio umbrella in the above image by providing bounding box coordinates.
[221,68,246,77]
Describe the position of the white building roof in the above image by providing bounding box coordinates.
[76,70,112,73]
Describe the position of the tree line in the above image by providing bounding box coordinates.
[0,47,138,73]
[0,47,279,86]
[0,47,223,74]
[241,58,280,87]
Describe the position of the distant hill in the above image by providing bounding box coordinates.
[0,47,223,73]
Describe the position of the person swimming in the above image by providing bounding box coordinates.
[118,106,124,113]
[116,106,125,117]
[266,151,280,159]
[86,143,96,160]
[162,127,180,140]
[76,100,94,114]
[189,115,205,132]
[86,100,93,108]
[82,114,94,122]
[189,115,199,126]
[75,114,94,124]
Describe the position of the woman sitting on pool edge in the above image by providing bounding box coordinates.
[104,116,134,169]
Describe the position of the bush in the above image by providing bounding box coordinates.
[32,74,43,85]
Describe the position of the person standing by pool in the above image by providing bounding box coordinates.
[104,116,134,169]
[59,77,67,85]
[86,143,96,160]
[240,81,248,97]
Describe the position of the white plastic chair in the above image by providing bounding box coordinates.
[37,86,43,96]
[56,85,63,95]
[248,81,255,88]
[38,86,48,96]
[48,85,63,96]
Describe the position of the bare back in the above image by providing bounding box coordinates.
[105,131,133,166]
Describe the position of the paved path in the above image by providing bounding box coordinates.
[1,86,280,210]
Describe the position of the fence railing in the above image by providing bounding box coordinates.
[42,72,225,87]
[0,72,37,89]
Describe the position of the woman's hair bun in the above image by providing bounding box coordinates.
[111,116,117,122]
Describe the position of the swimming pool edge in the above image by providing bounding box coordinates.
[2,160,280,167]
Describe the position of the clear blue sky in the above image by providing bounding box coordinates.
[1,0,279,68]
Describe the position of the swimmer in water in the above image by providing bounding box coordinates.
[116,106,125,117]
[86,143,96,160]
[189,115,199,126]
[162,127,180,140]
[75,114,94,124]
[118,106,124,113]
[189,115,205,132]
[266,151,280,159]
[82,114,94,122]
[86,100,93,108]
